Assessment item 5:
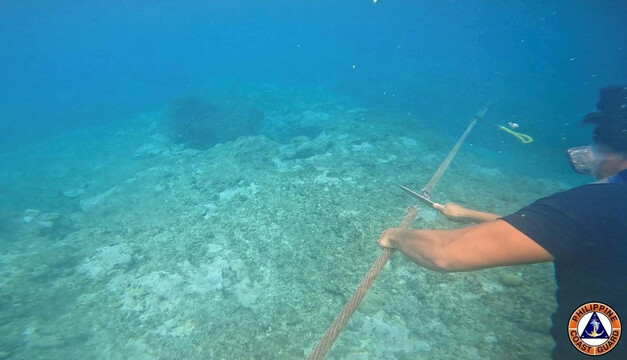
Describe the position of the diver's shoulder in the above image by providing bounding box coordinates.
[564,180,627,197]
[541,180,626,201]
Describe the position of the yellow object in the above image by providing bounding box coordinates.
[498,125,534,144]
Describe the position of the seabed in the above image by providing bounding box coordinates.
[0,86,563,359]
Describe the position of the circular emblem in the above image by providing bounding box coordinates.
[569,302,621,356]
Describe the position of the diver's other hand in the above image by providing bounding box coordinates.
[377,228,408,249]
[433,202,469,220]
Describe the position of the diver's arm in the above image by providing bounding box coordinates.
[377,219,553,272]
[433,202,501,223]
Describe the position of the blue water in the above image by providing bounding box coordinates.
[2,1,626,152]
[1,1,626,359]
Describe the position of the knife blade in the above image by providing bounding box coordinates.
[397,184,435,206]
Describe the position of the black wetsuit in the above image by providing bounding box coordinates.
[502,169,627,359]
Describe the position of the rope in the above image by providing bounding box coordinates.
[478,118,534,144]
[307,206,419,360]
[421,105,489,198]
[497,125,533,144]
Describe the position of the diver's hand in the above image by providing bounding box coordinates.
[433,202,501,223]
[377,228,408,249]
[433,203,469,220]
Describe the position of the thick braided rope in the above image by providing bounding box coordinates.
[307,206,418,360]
[422,105,488,196]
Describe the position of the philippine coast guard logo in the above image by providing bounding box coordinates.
[569,302,621,355]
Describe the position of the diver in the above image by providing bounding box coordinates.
[377,86,627,359]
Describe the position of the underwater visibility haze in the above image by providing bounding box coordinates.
[0,1,626,359]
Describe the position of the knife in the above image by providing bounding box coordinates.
[397,184,435,206]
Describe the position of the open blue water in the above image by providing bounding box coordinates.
[1,1,626,359]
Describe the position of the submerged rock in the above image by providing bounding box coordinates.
[19,209,74,238]
[166,96,264,149]
[497,273,525,287]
